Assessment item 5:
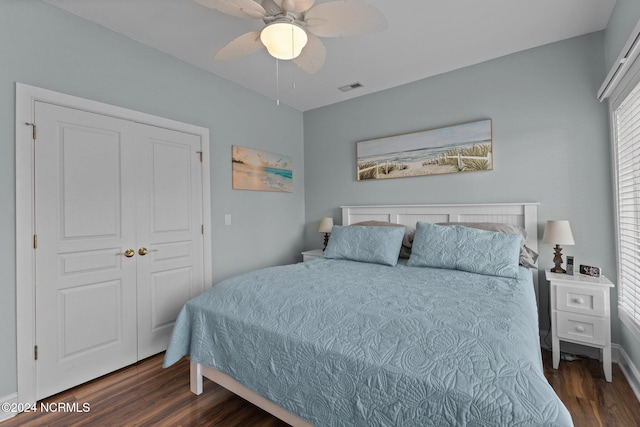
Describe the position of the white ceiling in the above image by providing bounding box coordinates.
[43,0,616,111]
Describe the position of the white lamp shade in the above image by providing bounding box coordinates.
[542,220,575,245]
[318,217,334,233]
[260,22,308,60]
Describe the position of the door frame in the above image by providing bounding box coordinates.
[15,83,212,405]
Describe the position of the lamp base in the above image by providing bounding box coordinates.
[323,233,330,251]
[551,244,566,274]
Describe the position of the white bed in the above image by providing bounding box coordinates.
[177,202,552,427]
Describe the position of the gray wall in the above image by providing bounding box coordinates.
[604,0,640,72]
[0,0,304,397]
[303,32,615,348]
[604,0,640,378]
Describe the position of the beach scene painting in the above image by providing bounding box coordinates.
[232,145,293,192]
[357,119,493,181]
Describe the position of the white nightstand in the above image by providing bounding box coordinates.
[546,270,614,382]
[301,249,324,262]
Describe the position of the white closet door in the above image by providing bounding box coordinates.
[33,102,206,399]
[135,125,204,358]
[34,102,138,399]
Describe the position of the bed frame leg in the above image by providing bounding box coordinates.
[190,361,203,395]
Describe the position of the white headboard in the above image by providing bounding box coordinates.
[341,203,540,303]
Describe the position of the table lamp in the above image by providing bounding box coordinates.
[542,220,575,274]
[318,217,334,250]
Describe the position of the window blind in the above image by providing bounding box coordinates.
[614,80,640,330]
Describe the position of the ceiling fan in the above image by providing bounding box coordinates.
[195,0,387,73]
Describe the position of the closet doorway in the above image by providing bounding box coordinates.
[16,84,212,403]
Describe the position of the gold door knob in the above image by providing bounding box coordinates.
[123,249,135,258]
[138,247,148,256]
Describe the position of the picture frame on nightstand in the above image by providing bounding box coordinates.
[566,256,574,275]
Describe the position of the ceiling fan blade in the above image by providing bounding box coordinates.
[292,0,315,12]
[274,0,315,12]
[194,0,266,19]
[214,31,264,61]
[305,0,387,37]
[293,33,326,74]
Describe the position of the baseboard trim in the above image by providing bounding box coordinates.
[0,393,18,422]
[615,344,640,403]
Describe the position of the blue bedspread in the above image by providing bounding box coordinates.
[164,259,573,426]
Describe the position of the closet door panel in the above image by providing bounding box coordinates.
[34,102,138,400]
[135,125,205,358]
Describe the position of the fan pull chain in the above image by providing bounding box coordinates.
[276,58,280,106]
[291,24,295,64]
[291,25,297,89]
[275,58,297,106]
[292,64,296,90]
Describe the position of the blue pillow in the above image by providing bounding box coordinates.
[407,222,521,278]
[324,225,405,266]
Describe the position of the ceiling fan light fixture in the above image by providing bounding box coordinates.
[260,21,308,60]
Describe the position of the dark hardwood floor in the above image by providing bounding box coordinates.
[542,351,640,427]
[3,350,639,426]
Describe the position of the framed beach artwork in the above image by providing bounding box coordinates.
[356,119,493,181]
[232,145,293,192]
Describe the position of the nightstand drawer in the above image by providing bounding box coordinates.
[556,311,607,346]
[555,285,606,316]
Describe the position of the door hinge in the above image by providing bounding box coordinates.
[196,151,203,163]
[201,224,204,235]
[33,234,37,249]
[25,122,37,140]
[34,345,38,361]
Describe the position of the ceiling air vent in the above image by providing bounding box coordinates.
[338,82,364,92]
